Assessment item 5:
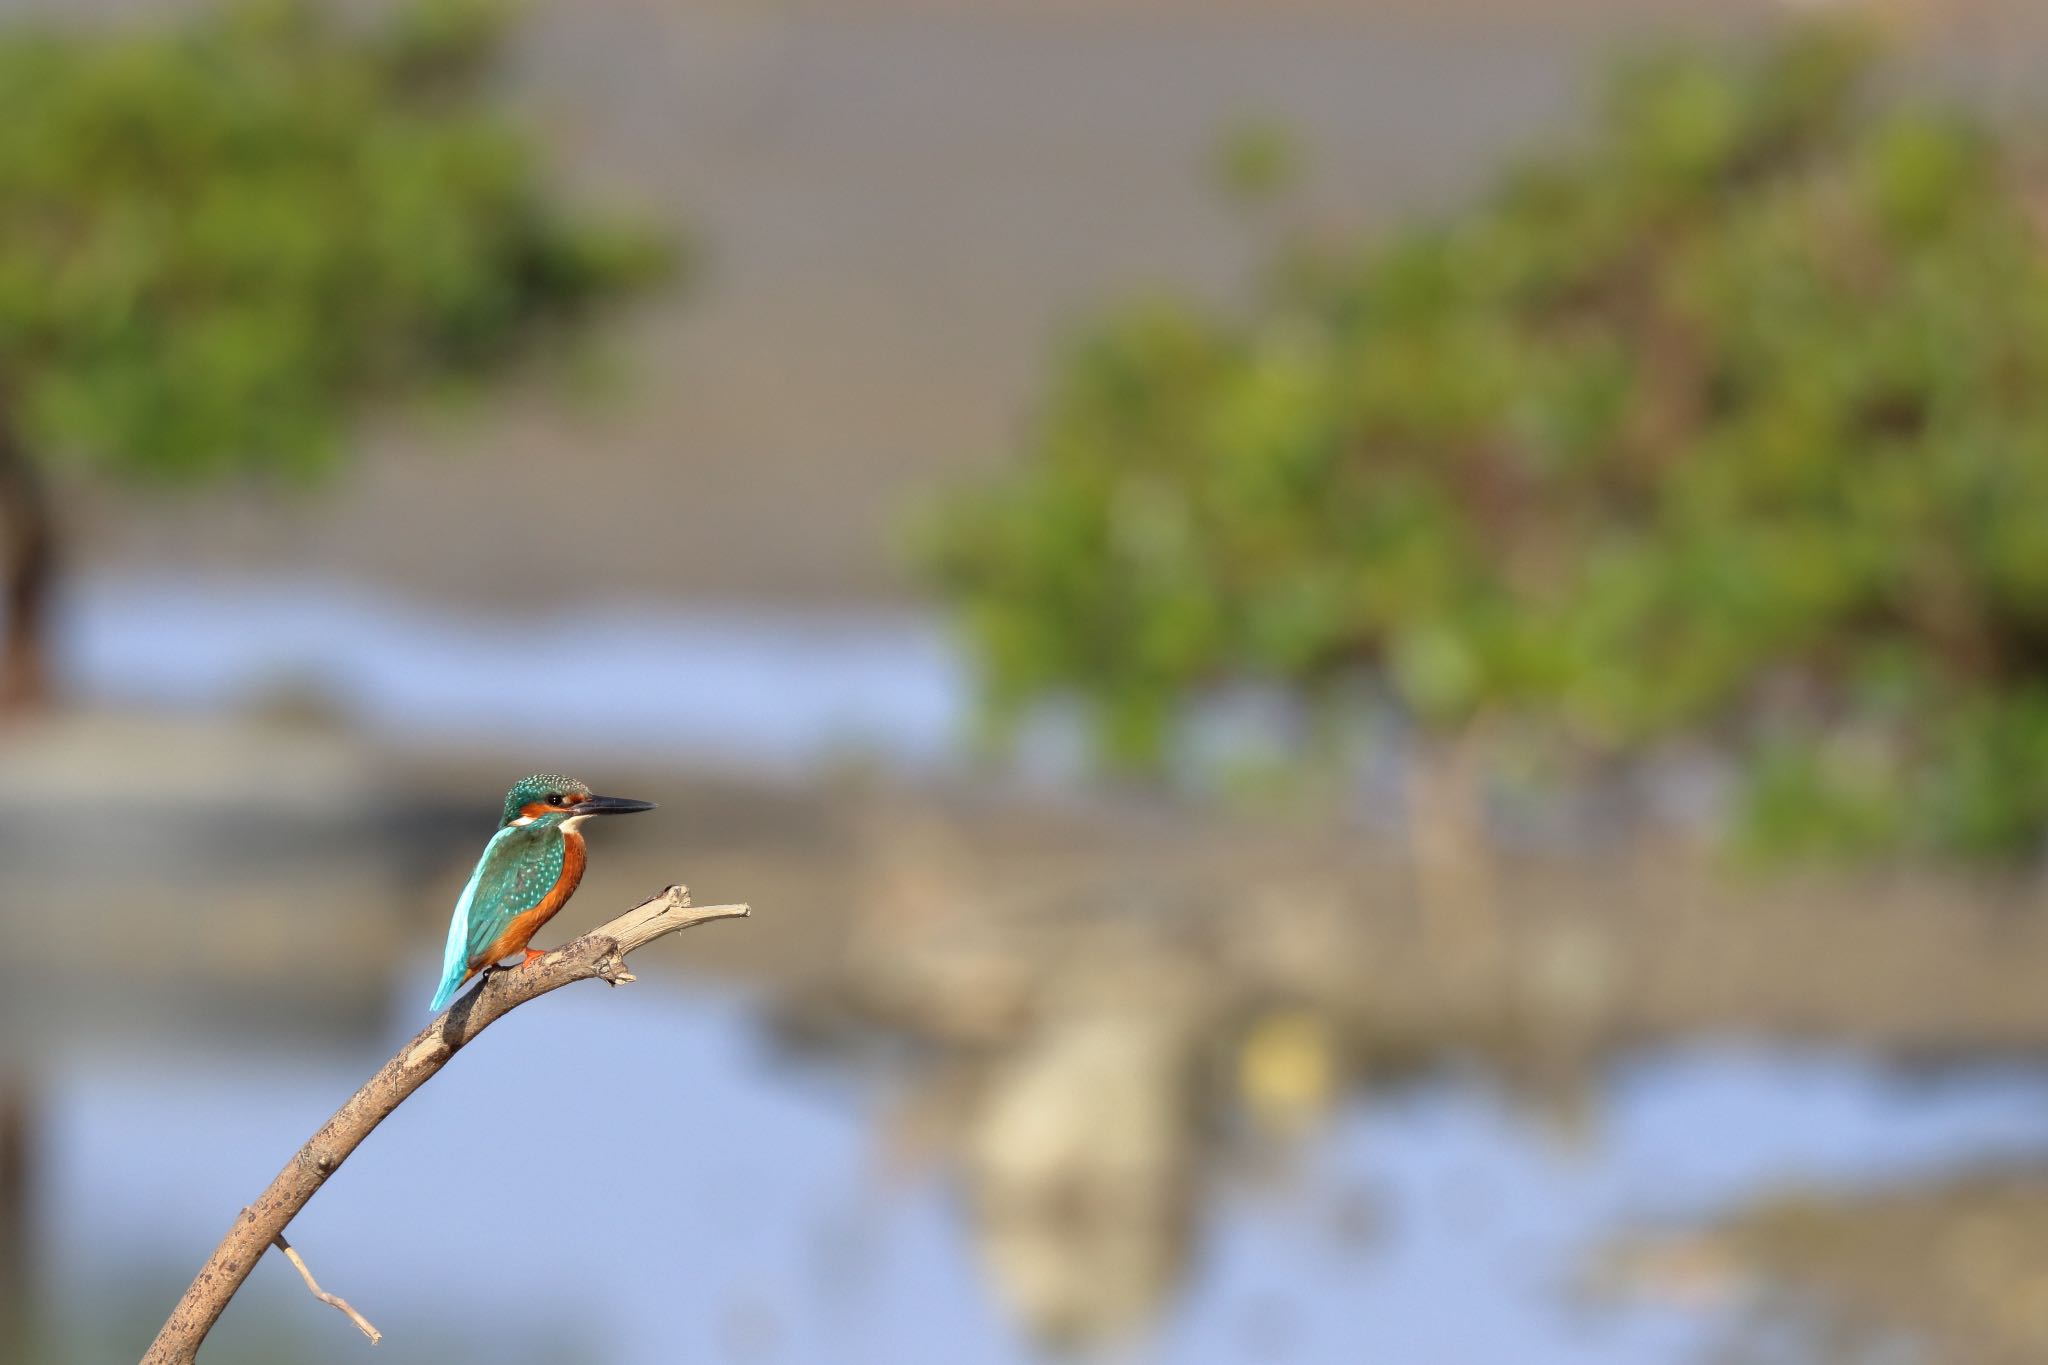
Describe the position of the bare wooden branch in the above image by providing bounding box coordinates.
[141,885,749,1365]
[271,1233,380,1345]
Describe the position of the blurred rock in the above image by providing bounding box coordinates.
[1599,1169,2048,1364]
[963,1007,1198,1351]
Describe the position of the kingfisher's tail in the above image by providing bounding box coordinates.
[429,907,473,1012]
[429,969,466,1014]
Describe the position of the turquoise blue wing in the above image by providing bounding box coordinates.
[461,832,564,967]
[429,827,564,1011]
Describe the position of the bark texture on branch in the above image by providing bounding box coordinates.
[141,885,749,1365]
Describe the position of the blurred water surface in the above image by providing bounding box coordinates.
[33,985,2048,1365]
[23,571,2048,1363]
[60,573,972,778]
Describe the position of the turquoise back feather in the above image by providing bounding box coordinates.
[429,819,572,1011]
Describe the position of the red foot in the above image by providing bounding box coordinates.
[519,948,547,968]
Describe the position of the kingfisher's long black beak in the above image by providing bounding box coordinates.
[571,794,657,816]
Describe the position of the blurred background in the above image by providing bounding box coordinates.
[11,0,2048,1361]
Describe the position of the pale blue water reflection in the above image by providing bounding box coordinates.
[60,574,973,776]
[43,983,2048,1364]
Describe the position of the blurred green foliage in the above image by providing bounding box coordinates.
[920,21,2048,862]
[1213,118,1300,206]
[0,0,673,485]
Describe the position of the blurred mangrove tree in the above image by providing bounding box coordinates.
[923,21,2048,864]
[0,0,672,709]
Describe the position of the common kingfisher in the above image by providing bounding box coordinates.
[430,773,655,1011]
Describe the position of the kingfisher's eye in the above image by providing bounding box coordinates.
[548,793,568,806]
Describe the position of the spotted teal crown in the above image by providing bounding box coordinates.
[499,773,591,826]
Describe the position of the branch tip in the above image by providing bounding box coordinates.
[272,1233,381,1345]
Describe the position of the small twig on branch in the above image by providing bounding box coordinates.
[141,885,749,1365]
[271,1233,380,1345]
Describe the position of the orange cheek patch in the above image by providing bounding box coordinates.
[519,801,555,820]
